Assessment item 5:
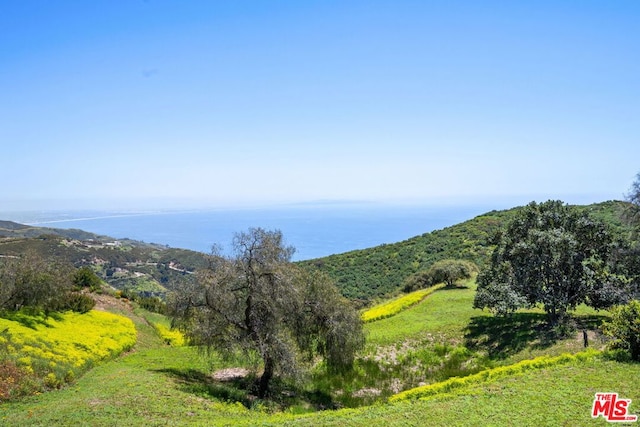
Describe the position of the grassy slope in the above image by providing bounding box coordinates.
[3,312,636,426]
[301,200,630,302]
[4,282,630,426]
[300,207,515,301]
[281,360,640,427]
[361,284,445,322]
[365,282,484,345]
[365,280,605,360]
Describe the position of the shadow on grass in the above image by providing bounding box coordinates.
[154,367,334,410]
[464,313,610,359]
[439,284,471,291]
[571,314,609,331]
[465,313,554,359]
[0,310,62,329]
[155,367,257,407]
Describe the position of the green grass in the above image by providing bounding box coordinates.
[307,279,613,408]
[365,279,488,345]
[361,284,445,323]
[365,280,608,355]
[0,309,258,426]
[279,358,640,427]
[389,349,600,401]
[136,309,186,346]
[0,280,629,426]
[5,352,635,426]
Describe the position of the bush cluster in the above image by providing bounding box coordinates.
[603,300,640,361]
[0,254,100,315]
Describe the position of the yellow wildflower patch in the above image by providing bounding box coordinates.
[0,311,136,375]
[152,322,186,347]
[361,284,445,323]
[389,349,600,402]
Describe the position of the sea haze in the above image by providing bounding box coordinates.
[17,204,493,261]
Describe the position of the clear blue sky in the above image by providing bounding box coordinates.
[2,0,639,211]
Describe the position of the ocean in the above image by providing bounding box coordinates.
[16,204,494,261]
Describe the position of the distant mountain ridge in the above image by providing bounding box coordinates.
[0,220,117,242]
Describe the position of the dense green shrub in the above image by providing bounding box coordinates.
[0,252,73,313]
[72,267,102,292]
[603,300,640,361]
[58,293,96,314]
[137,296,166,314]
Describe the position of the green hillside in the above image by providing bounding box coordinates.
[301,200,631,302]
[0,225,209,296]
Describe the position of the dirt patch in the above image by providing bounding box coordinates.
[352,387,381,398]
[92,293,134,314]
[212,368,251,382]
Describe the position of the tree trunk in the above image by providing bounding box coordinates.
[258,356,274,398]
[631,339,640,362]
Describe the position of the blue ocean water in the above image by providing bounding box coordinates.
[20,204,492,261]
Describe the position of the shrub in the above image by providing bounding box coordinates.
[0,360,32,400]
[602,300,640,361]
[59,293,96,314]
[138,296,166,314]
[425,259,478,288]
[72,267,103,292]
[0,252,73,313]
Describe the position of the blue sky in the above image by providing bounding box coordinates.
[1,1,639,211]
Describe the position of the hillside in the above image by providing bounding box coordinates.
[0,222,209,296]
[301,200,631,302]
[0,200,631,301]
[1,220,125,242]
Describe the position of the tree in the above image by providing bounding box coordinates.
[474,200,625,324]
[0,252,73,313]
[0,253,97,314]
[617,172,640,300]
[403,259,477,292]
[624,171,640,229]
[603,300,640,361]
[426,259,477,288]
[169,228,364,398]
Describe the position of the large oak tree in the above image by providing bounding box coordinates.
[474,200,627,324]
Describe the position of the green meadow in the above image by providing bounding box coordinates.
[2,278,636,426]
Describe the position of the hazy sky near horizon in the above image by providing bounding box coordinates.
[2,1,639,211]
